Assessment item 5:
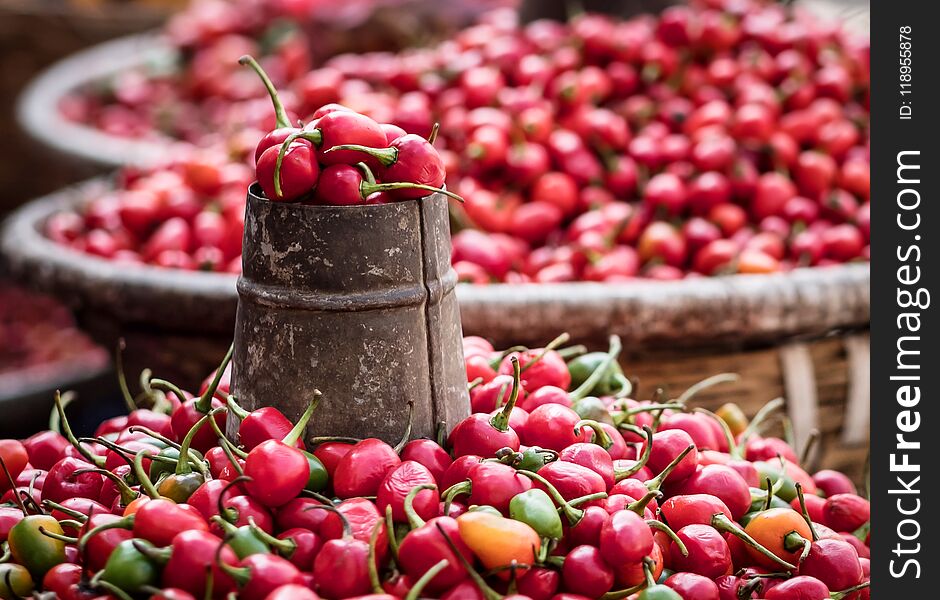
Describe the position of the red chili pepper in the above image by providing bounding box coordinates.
[23,431,70,471]
[664,572,720,600]
[449,357,523,457]
[377,462,439,524]
[442,462,531,515]
[311,441,353,479]
[49,497,109,535]
[133,499,209,547]
[188,479,238,521]
[217,494,275,534]
[439,455,482,492]
[533,460,606,502]
[498,345,571,393]
[599,509,654,567]
[562,545,614,598]
[823,494,870,533]
[559,443,616,490]
[659,494,733,531]
[263,584,321,600]
[518,404,593,451]
[205,447,231,478]
[333,439,402,498]
[233,405,304,452]
[642,429,700,485]
[398,516,472,595]
[79,513,134,572]
[42,563,97,600]
[669,523,732,578]
[222,551,304,600]
[566,505,608,547]
[318,498,389,564]
[517,567,560,600]
[0,505,23,542]
[41,457,104,504]
[311,508,374,600]
[673,464,752,519]
[126,409,174,440]
[163,530,238,598]
[799,538,863,593]
[326,132,447,198]
[275,498,330,534]
[399,439,453,485]
[94,416,129,438]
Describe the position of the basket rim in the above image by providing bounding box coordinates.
[16,32,174,168]
[1,177,871,346]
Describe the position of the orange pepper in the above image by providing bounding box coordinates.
[456,511,540,572]
[122,496,152,517]
[743,507,812,568]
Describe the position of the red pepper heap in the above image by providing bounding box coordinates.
[0,332,870,599]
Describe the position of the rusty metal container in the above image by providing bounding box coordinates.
[230,185,469,443]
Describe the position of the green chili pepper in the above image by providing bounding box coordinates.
[95,539,159,592]
[8,515,66,580]
[467,505,502,517]
[156,471,205,503]
[0,563,34,599]
[572,397,615,425]
[567,352,630,397]
[509,489,563,540]
[637,584,682,600]
[303,451,329,492]
[212,517,270,559]
[756,464,798,502]
[514,446,556,472]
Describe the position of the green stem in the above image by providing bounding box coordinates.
[403,484,436,530]
[78,515,134,554]
[627,489,660,515]
[0,457,28,515]
[55,391,105,467]
[519,333,570,374]
[127,426,182,450]
[738,398,785,448]
[441,481,470,516]
[490,357,521,432]
[325,144,397,167]
[384,505,400,562]
[394,401,415,454]
[38,526,77,544]
[574,419,613,450]
[570,335,622,401]
[644,444,695,491]
[226,395,250,421]
[41,500,86,521]
[133,451,160,499]
[75,468,138,506]
[405,559,449,600]
[115,339,137,413]
[368,519,385,592]
[711,514,796,571]
[196,345,234,414]
[93,578,136,600]
[693,407,739,455]
[238,56,291,129]
[433,523,501,600]
[48,390,74,435]
[794,486,818,542]
[675,373,739,406]
[647,520,686,556]
[247,517,294,556]
[831,581,870,599]
[282,391,321,447]
[515,470,583,526]
[614,426,653,481]
[568,491,609,508]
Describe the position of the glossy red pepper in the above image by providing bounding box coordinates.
[311,441,353,479]
[449,357,523,457]
[333,439,402,499]
[133,499,209,547]
[376,461,439,524]
[442,462,531,515]
[23,431,70,471]
[399,439,453,485]
[162,529,238,598]
[41,457,104,504]
[398,516,472,594]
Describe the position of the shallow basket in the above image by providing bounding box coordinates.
[0,178,871,480]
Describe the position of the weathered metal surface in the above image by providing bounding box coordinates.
[229,186,470,443]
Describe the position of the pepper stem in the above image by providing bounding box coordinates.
[132,540,172,565]
[568,491,609,508]
[217,477,251,523]
[0,457,27,515]
[303,504,352,539]
[405,559,449,600]
[711,513,796,571]
[675,373,739,406]
[384,504,401,561]
[37,526,77,544]
[627,489,660,515]
[367,519,385,593]
[441,481,471,516]
[434,523,502,600]
[428,122,440,145]
[78,515,134,554]
[238,55,291,129]
[574,419,613,450]
[570,335,622,401]
[115,339,138,413]
[41,500,86,521]
[831,581,870,600]
[93,578,135,600]
[133,450,160,499]
[644,444,695,491]
[177,407,226,476]
[55,390,105,467]
[247,517,295,556]
[515,470,584,526]
[48,390,74,435]
[693,407,738,455]
[647,520,687,556]
[519,333,570,374]
[394,401,416,454]
[225,395,250,421]
[403,484,436,530]
[361,180,465,203]
[274,131,322,198]
[75,468,138,507]
[196,345,234,414]
[490,357,521,432]
[738,397,785,448]
[282,391,322,447]
[215,536,250,586]
[614,426,653,481]
[325,144,398,167]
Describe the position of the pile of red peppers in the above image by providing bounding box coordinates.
[0,333,870,599]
